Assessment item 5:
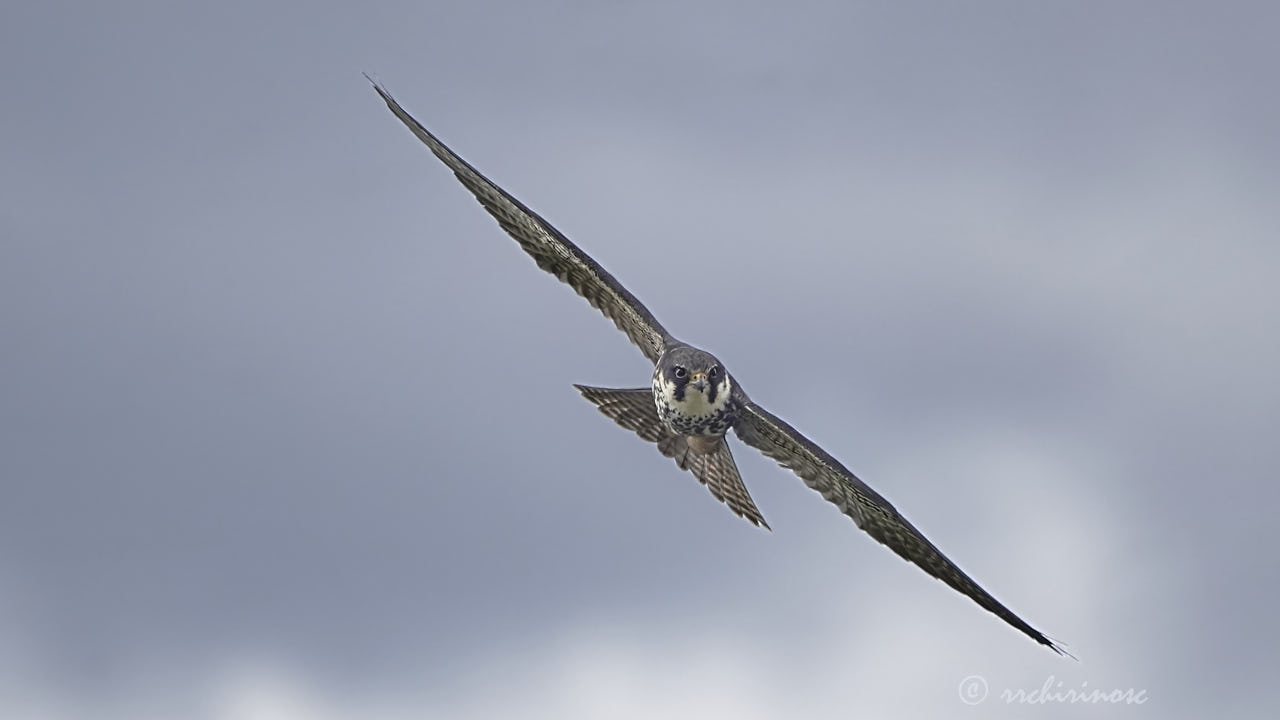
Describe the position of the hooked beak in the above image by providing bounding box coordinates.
[691,372,707,392]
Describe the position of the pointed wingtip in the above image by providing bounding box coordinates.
[1034,631,1077,660]
[1046,637,1079,661]
[363,72,395,104]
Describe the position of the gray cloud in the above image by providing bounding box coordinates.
[1,1,1276,717]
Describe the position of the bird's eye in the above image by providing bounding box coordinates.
[673,366,687,379]
[709,366,719,377]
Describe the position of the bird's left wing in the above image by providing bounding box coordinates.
[733,401,1068,655]
[369,79,672,364]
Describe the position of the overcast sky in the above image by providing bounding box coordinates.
[3,1,1277,718]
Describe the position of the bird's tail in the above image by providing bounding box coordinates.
[574,385,768,529]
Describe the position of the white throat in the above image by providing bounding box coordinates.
[656,375,732,417]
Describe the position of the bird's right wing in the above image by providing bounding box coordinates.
[733,401,1067,655]
[370,79,672,364]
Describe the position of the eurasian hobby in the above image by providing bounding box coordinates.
[370,79,1067,655]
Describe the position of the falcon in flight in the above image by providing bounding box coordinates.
[370,79,1067,655]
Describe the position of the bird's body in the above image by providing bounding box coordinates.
[370,78,1069,656]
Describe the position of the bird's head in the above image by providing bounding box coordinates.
[658,346,730,406]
